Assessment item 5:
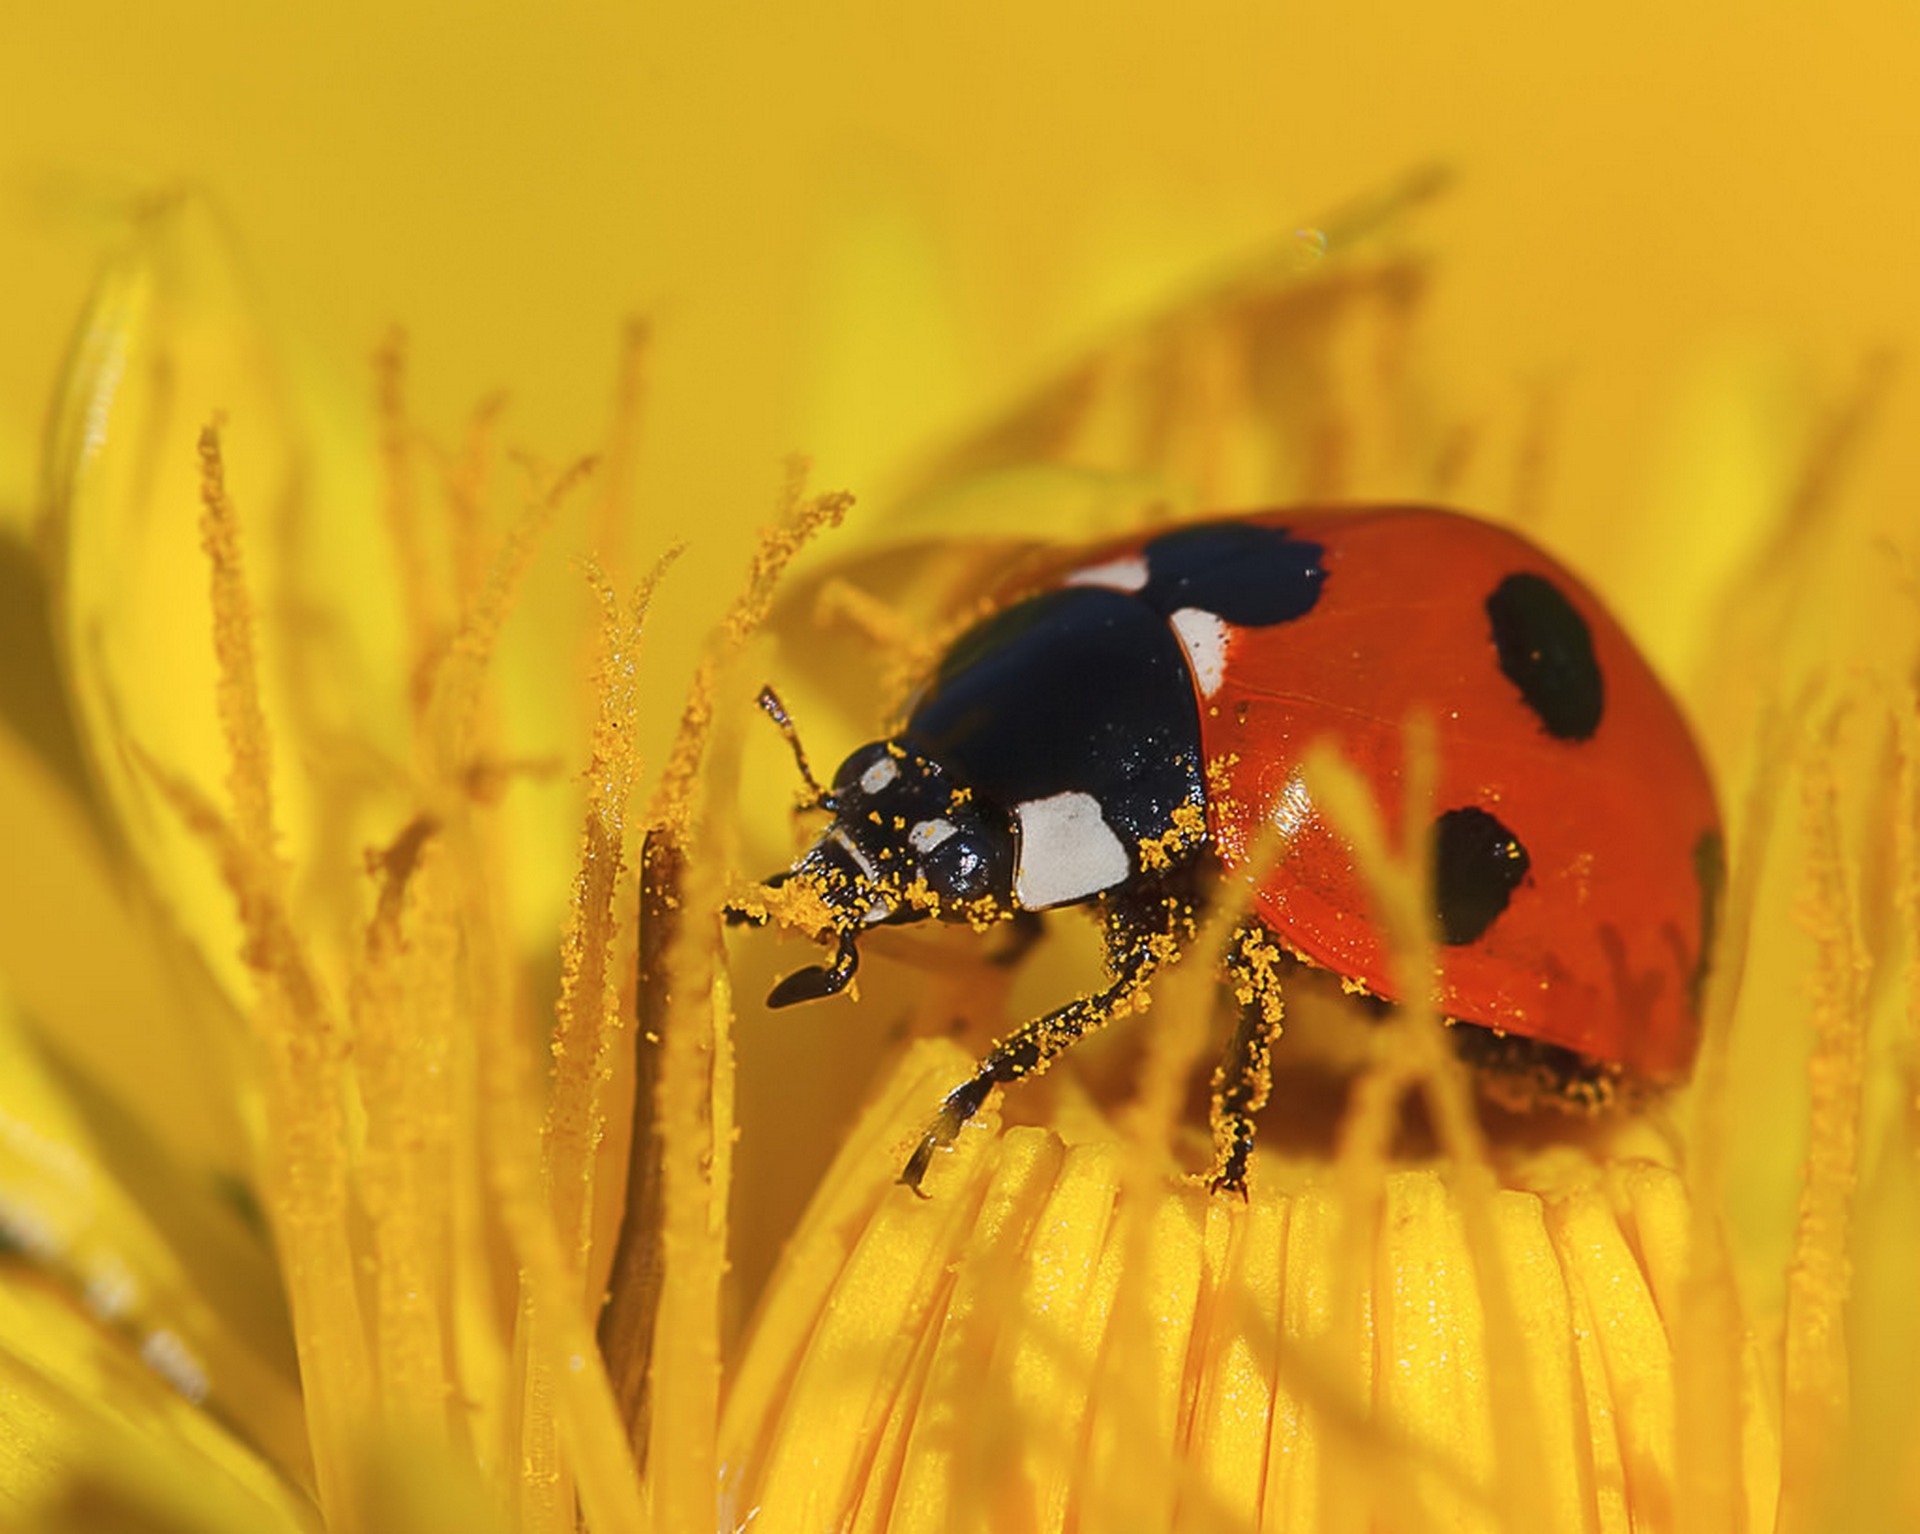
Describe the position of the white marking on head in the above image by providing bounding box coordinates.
[862,898,894,926]
[1268,770,1316,844]
[1064,555,1149,593]
[909,817,956,853]
[828,828,880,883]
[1012,792,1131,909]
[858,755,899,795]
[1169,606,1230,698]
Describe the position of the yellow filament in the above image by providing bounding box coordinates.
[180,423,370,1529]
[1779,707,1871,1527]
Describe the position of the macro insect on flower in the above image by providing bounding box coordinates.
[734,506,1722,1193]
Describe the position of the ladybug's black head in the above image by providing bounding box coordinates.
[763,739,1015,1008]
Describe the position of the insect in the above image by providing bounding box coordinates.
[741,508,1723,1194]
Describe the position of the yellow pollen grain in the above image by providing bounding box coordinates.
[1137,799,1209,872]
[195,423,277,859]
[544,553,679,1284]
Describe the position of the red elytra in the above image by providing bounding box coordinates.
[1057,507,1722,1081]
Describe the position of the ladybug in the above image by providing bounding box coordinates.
[743,508,1722,1193]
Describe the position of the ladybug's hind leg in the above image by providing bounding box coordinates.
[1208,924,1289,1196]
[898,884,1194,1194]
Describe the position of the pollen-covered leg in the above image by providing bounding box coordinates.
[898,888,1192,1193]
[1208,923,1288,1195]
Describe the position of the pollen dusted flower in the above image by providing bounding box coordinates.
[0,188,1913,1534]
[715,205,1917,1531]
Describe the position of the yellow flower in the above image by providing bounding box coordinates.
[714,203,1865,1531]
[4,58,1919,1533]
[6,195,672,1532]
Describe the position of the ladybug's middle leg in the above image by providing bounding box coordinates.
[1208,923,1289,1196]
[898,885,1195,1193]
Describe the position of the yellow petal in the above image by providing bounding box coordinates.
[0,974,307,1488]
[40,196,300,1017]
[0,1249,309,1532]
[39,196,417,1022]
[723,1042,1783,1532]
[0,714,244,1172]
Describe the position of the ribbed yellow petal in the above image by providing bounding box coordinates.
[0,1276,312,1534]
[0,974,307,1488]
[721,1041,1780,1532]
[0,967,310,1528]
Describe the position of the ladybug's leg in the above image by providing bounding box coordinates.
[1208,924,1289,1196]
[899,886,1194,1193]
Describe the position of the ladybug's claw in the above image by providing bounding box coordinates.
[897,1138,937,1199]
[898,1078,993,1195]
[1206,1148,1254,1201]
[766,932,861,1008]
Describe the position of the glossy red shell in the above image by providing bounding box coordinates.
[1069,507,1721,1082]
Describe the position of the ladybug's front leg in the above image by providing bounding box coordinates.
[898,887,1194,1194]
[1208,924,1289,1196]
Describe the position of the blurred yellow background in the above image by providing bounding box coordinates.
[6,0,1914,608]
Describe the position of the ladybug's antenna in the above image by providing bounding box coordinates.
[757,685,829,808]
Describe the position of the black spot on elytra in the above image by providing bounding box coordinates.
[1433,806,1531,945]
[1688,828,1726,1017]
[1486,572,1603,740]
[1138,522,1327,627]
